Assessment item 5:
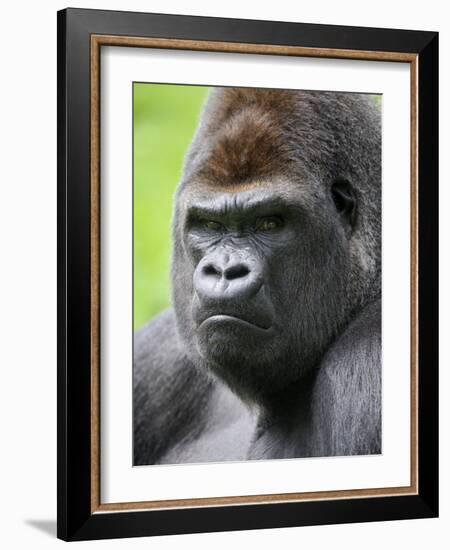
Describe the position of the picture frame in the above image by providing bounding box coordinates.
[57,7,438,541]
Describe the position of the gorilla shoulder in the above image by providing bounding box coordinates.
[133,310,213,465]
[311,299,381,456]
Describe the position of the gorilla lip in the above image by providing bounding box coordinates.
[199,314,272,331]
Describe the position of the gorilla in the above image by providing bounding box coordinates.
[134,87,381,465]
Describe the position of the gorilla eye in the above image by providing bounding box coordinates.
[255,216,283,232]
[202,220,224,232]
[331,179,357,227]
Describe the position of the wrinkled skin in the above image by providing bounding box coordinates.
[134,88,381,465]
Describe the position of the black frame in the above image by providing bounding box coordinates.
[57,7,438,541]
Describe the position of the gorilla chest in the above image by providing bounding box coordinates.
[160,384,257,464]
[158,383,310,464]
[161,414,256,464]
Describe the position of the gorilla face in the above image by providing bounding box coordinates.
[173,178,354,400]
[171,88,380,402]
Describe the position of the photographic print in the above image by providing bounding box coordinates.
[133,84,382,466]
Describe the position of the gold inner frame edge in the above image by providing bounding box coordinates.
[90,34,419,514]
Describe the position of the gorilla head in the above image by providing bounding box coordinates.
[171,88,381,403]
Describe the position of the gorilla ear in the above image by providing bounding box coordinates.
[331,179,357,230]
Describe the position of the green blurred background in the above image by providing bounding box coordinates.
[133,83,210,330]
[133,86,380,330]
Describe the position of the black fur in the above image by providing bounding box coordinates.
[134,88,381,465]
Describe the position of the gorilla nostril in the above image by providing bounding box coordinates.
[203,264,221,278]
[224,264,250,281]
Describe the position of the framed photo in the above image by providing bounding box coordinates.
[57,8,438,541]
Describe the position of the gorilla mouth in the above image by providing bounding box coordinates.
[199,313,272,331]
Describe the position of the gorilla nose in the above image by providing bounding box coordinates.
[194,252,262,302]
[204,262,250,281]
